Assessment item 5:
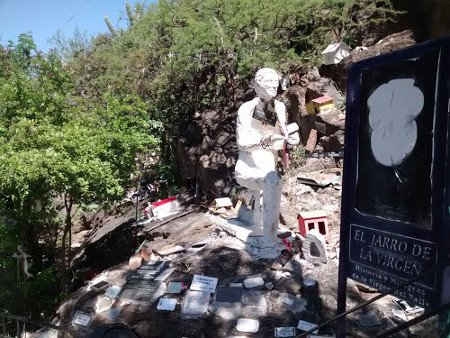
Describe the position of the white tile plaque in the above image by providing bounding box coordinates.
[190,274,218,293]
[72,311,91,327]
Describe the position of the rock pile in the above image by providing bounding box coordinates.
[177,108,238,197]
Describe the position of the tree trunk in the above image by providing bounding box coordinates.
[61,194,73,293]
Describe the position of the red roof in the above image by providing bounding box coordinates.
[152,196,177,207]
[311,95,334,104]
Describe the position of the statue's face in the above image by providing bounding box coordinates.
[255,71,279,101]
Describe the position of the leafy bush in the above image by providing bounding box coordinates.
[62,0,400,181]
[0,34,161,314]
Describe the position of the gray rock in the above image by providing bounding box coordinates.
[358,313,381,327]
[281,278,302,295]
[319,130,345,152]
[316,108,345,133]
[306,260,362,320]
[283,256,303,274]
[302,229,328,264]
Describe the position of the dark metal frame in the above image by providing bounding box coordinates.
[337,36,450,336]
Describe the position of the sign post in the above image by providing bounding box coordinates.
[337,36,450,336]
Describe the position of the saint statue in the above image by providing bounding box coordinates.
[235,67,299,243]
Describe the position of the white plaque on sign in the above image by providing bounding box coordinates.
[297,320,318,334]
[72,311,91,327]
[190,274,218,293]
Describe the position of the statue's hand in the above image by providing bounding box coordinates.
[261,134,288,150]
[260,135,274,149]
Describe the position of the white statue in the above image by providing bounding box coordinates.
[235,68,299,243]
[13,245,32,285]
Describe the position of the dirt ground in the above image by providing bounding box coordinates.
[47,157,440,338]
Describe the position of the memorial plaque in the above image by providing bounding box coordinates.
[190,275,218,293]
[274,327,296,337]
[338,36,450,336]
[120,268,163,302]
[349,224,437,307]
[215,286,243,302]
[157,297,177,311]
[129,269,159,280]
[72,311,91,327]
[119,282,161,302]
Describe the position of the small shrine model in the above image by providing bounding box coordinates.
[306,95,335,115]
[298,210,329,237]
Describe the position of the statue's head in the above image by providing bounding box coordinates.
[254,68,279,101]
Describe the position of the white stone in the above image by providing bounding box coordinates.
[95,297,114,313]
[236,318,260,333]
[279,293,294,305]
[243,277,264,289]
[302,229,328,264]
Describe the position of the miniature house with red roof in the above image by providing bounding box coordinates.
[151,196,180,218]
[298,210,329,237]
[306,95,335,115]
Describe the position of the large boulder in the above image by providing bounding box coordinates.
[177,109,238,197]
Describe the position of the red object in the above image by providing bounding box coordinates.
[151,196,177,207]
[298,211,329,238]
[281,238,292,252]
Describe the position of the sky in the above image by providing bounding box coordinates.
[0,0,152,52]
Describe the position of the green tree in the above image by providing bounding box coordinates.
[0,35,161,312]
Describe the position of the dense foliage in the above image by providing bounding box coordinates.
[0,33,161,318]
[65,0,399,177]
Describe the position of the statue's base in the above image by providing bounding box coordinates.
[217,218,263,242]
[245,236,285,260]
[216,217,285,259]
